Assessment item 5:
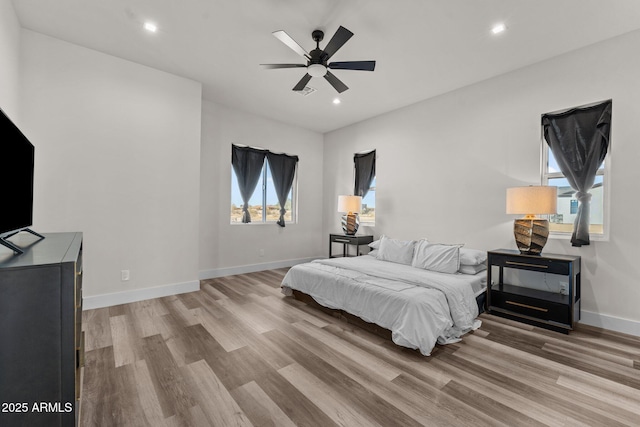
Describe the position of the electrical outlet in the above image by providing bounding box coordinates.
[559,282,568,295]
[259,249,264,257]
[121,270,130,281]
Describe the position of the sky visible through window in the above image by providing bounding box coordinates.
[360,176,375,223]
[231,162,293,222]
[230,165,279,207]
[362,177,375,209]
[546,149,604,233]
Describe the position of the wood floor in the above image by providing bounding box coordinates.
[81,269,640,426]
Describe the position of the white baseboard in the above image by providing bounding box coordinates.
[83,280,200,310]
[199,256,321,280]
[579,310,640,337]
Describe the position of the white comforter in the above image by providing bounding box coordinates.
[281,255,483,356]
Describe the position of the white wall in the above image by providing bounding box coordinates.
[0,0,21,119]
[324,30,640,333]
[20,30,203,306]
[199,100,324,278]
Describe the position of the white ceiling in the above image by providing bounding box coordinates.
[12,0,640,133]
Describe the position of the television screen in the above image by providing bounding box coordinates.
[0,107,35,237]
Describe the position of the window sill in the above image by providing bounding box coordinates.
[548,232,609,242]
[230,221,297,226]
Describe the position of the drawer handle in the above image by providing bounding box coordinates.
[334,239,350,243]
[505,261,548,269]
[506,300,548,312]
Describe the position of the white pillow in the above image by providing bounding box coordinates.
[376,236,416,265]
[368,249,379,256]
[369,238,381,249]
[459,263,487,275]
[411,241,461,274]
[460,248,487,266]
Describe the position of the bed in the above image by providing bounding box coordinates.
[281,239,486,356]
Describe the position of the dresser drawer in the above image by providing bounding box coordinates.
[490,253,569,275]
[490,288,570,325]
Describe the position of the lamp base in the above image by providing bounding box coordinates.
[341,213,359,235]
[514,218,549,255]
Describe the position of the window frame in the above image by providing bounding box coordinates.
[353,150,376,226]
[230,158,298,225]
[540,134,611,242]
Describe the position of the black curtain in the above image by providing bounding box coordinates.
[542,100,612,247]
[354,150,376,197]
[266,152,299,227]
[231,145,267,223]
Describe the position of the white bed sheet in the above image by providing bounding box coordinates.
[281,255,483,356]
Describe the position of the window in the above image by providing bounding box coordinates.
[360,176,375,224]
[230,152,297,224]
[541,100,611,246]
[354,150,376,225]
[541,140,607,237]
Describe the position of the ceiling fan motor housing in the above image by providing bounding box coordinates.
[308,35,328,77]
[309,49,326,65]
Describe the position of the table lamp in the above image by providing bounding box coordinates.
[337,195,362,235]
[506,186,557,254]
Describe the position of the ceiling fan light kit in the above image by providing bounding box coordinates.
[261,26,376,93]
[307,64,327,77]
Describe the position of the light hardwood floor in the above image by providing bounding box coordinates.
[81,269,640,426]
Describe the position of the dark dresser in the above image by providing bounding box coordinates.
[0,232,83,426]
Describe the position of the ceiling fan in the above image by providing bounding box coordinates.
[261,26,376,93]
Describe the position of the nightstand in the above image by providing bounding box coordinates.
[329,234,374,258]
[487,249,581,334]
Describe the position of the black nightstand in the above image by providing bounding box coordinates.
[329,234,374,258]
[487,249,581,334]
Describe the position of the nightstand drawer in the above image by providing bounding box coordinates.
[490,253,569,275]
[331,235,357,244]
[330,234,373,245]
[490,288,570,325]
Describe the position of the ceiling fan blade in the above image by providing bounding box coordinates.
[292,73,312,91]
[261,64,307,69]
[328,61,376,71]
[323,26,354,60]
[324,71,348,93]
[272,30,309,58]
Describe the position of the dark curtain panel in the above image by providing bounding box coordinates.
[266,152,299,227]
[354,150,376,197]
[542,100,612,247]
[231,145,267,223]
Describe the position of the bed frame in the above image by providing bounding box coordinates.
[291,290,393,340]
[290,289,486,342]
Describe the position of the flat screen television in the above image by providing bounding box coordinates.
[0,107,43,254]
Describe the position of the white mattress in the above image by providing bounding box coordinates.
[281,255,483,356]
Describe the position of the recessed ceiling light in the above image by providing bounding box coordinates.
[333,98,341,105]
[491,23,506,35]
[144,22,157,33]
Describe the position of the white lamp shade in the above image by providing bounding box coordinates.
[506,186,557,215]
[337,195,362,214]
